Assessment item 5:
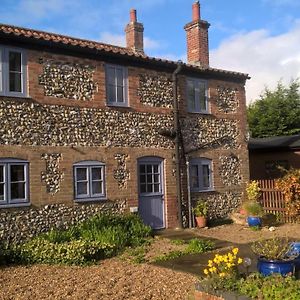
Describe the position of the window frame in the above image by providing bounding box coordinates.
[0,46,28,98]
[73,161,106,202]
[189,158,214,192]
[186,77,209,113]
[0,158,30,207]
[105,64,128,107]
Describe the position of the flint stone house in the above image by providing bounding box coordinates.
[0,1,249,243]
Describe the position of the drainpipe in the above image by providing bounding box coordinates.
[186,156,193,228]
[172,61,183,228]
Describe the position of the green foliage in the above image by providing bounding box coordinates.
[243,201,264,217]
[1,213,152,266]
[171,239,185,245]
[247,80,300,138]
[251,237,295,260]
[238,273,300,300]
[154,238,214,262]
[193,200,208,217]
[123,246,147,264]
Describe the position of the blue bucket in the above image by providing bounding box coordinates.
[247,216,261,227]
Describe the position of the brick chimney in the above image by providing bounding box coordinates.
[184,1,210,68]
[125,9,144,54]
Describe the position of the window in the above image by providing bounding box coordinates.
[105,64,128,106]
[189,158,213,191]
[187,78,208,113]
[0,159,29,206]
[74,161,105,201]
[0,46,27,97]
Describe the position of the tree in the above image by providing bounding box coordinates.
[247,80,300,138]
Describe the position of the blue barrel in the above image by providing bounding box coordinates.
[247,216,262,227]
[257,257,295,276]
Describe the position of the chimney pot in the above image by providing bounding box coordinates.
[192,1,200,21]
[130,9,137,22]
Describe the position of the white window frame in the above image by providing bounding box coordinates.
[0,158,30,207]
[0,46,27,97]
[73,161,106,202]
[187,78,209,113]
[105,64,128,107]
[189,158,213,192]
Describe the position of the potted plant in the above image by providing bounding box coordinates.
[243,201,264,227]
[251,237,298,276]
[193,200,208,228]
[244,181,264,227]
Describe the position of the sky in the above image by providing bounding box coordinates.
[1,0,300,104]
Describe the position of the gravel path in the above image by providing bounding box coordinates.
[0,258,197,300]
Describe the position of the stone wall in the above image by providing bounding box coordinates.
[219,154,242,186]
[216,86,238,113]
[0,201,126,245]
[192,191,242,219]
[39,60,97,101]
[182,116,239,152]
[137,74,173,108]
[0,99,174,148]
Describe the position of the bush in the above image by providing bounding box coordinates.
[1,213,152,266]
[186,238,214,254]
[238,273,300,300]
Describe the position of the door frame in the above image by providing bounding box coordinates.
[137,156,165,229]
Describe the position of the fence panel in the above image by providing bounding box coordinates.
[257,179,296,223]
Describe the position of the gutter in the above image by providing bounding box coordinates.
[172,61,183,228]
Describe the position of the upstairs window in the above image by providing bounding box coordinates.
[0,46,27,97]
[0,159,29,206]
[189,158,213,191]
[74,161,106,201]
[105,64,128,106]
[187,78,208,113]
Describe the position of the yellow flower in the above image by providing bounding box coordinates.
[226,263,232,268]
[204,269,209,275]
[238,258,243,264]
[208,260,213,267]
[232,248,239,255]
[219,272,226,277]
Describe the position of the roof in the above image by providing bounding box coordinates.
[249,134,300,151]
[0,23,250,80]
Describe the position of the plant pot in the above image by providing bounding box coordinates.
[257,257,295,276]
[195,216,207,228]
[289,242,300,278]
[247,216,261,227]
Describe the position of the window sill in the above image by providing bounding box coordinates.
[0,94,31,100]
[74,198,107,203]
[188,110,211,115]
[106,103,129,108]
[0,202,31,209]
[191,189,215,193]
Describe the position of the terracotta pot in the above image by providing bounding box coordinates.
[195,216,207,228]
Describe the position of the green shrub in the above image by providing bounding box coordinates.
[185,238,214,254]
[19,238,115,265]
[238,273,300,300]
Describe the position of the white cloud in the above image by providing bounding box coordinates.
[210,22,300,103]
[99,32,162,51]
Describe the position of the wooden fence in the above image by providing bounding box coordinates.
[258,179,296,223]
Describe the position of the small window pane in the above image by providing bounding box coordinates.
[199,82,207,111]
[11,182,25,199]
[146,165,152,173]
[76,168,87,181]
[0,165,3,182]
[107,67,115,85]
[0,50,2,92]
[0,183,4,201]
[92,181,102,195]
[187,80,196,111]
[140,174,146,184]
[107,84,116,102]
[202,164,210,188]
[147,174,152,184]
[139,165,146,174]
[147,184,153,193]
[190,165,199,188]
[154,174,159,183]
[140,184,146,193]
[77,182,88,195]
[9,51,21,72]
[116,68,124,86]
[116,86,124,103]
[153,165,159,174]
[154,184,159,193]
[92,167,102,181]
[9,73,22,93]
[10,165,25,182]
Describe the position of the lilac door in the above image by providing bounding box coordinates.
[138,157,165,229]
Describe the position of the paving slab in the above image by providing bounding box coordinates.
[153,228,258,276]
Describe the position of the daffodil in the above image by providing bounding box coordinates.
[232,248,239,255]
[238,258,243,264]
[204,268,209,275]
